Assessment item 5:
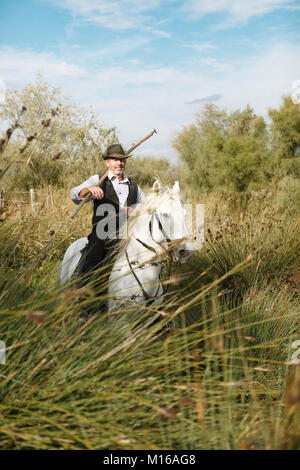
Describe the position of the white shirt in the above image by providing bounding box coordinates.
[70,170,144,208]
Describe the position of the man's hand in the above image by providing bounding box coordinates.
[79,186,104,199]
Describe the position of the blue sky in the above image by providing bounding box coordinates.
[0,0,300,161]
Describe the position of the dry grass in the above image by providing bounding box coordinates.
[0,186,299,450]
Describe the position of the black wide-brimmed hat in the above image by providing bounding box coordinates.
[102,144,131,160]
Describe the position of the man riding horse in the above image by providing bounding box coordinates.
[70,144,144,283]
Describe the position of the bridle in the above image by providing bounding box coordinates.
[135,209,171,254]
[125,209,173,305]
[149,210,172,244]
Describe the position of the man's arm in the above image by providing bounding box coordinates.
[79,186,104,199]
[70,174,102,205]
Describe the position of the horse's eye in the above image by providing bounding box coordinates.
[161,213,169,218]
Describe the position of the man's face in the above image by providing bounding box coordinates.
[105,157,126,177]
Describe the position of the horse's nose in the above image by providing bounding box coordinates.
[178,247,194,262]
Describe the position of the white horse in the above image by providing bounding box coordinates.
[60,180,195,311]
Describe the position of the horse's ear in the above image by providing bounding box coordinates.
[173,181,180,194]
[152,178,161,194]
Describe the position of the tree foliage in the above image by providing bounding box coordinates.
[173,98,300,193]
[268,95,300,179]
[0,74,118,189]
[126,155,180,187]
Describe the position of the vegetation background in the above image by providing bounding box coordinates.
[0,76,299,450]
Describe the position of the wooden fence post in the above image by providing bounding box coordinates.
[30,188,36,214]
[0,189,5,208]
[18,203,23,221]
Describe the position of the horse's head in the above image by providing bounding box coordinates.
[151,180,195,263]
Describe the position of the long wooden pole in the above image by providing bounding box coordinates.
[70,129,157,220]
[126,128,157,154]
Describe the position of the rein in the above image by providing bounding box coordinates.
[125,250,161,305]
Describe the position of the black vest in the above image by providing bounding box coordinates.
[92,174,138,228]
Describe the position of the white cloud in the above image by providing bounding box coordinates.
[76,36,153,62]
[42,0,298,26]
[184,43,218,52]
[1,41,299,161]
[0,47,86,87]
[37,0,299,37]
[151,29,172,38]
[182,0,298,24]
[198,57,232,73]
[40,0,169,34]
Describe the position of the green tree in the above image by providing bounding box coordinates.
[0,74,118,189]
[268,95,300,180]
[126,155,180,188]
[173,104,270,192]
